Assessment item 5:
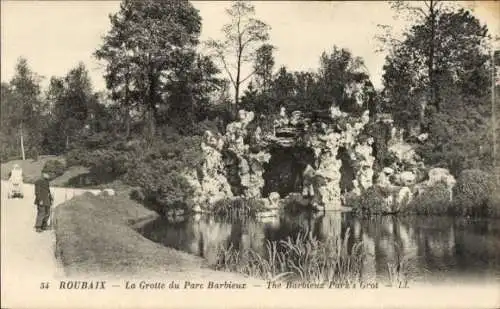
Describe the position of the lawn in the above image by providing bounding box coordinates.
[0,156,127,190]
[54,193,212,277]
[1,156,65,183]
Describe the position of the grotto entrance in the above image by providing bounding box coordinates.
[262,145,315,198]
[337,146,356,195]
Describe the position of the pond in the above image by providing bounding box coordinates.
[138,211,500,285]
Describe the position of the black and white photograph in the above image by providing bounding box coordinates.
[1,1,499,308]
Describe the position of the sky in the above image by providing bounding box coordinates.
[1,1,499,93]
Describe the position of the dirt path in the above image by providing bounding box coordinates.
[0,180,102,305]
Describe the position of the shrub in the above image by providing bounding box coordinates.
[65,148,91,167]
[42,159,66,179]
[403,183,451,215]
[123,136,203,212]
[129,188,145,203]
[66,139,143,179]
[346,187,389,215]
[72,132,122,152]
[452,169,494,217]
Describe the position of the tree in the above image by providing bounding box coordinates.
[95,0,203,140]
[380,4,493,172]
[163,54,225,131]
[207,0,270,114]
[1,83,20,160]
[59,63,94,148]
[7,58,44,160]
[379,1,489,126]
[270,66,297,111]
[253,43,275,92]
[316,47,373,113]
[42,63,97,153]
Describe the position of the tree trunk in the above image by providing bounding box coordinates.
[125,69,131,139]
[428,0,437,112]
[235,54,241,116]
[148,107,156,140]
[124,107,130,139]
[234,84,240,116]
[20,123,25,161]
[147,68,157,142]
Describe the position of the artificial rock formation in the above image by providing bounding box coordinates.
[191,105,379,212]
[307,130,344,210]
[226,110,271,199]
[299,108,373,210]
[189,110,272,211]
[187,130,233,212]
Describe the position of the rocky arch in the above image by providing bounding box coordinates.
[262,145,315,198]
[187,107,376,212]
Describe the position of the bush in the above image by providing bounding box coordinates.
[452,169,494,217]
[42,159,66,179]
[129,188,145,203]
[346,187,388,215]
[66,139,143,179]
[65,148,91,167]
[403,183,451,215]
[123,136,203,212]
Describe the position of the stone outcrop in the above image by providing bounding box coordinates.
[422,167,456,201]
[190,105,379,211]
[368,115,457,212]
[188,130,233,211]
[191,106,458,214]
[226,110,271,199]
[189,110,272,211]
[308,130,344,210]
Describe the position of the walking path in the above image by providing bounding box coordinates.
[1,180,102,306]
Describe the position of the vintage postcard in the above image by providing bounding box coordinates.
[1,1,499,308]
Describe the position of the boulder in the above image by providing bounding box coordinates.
[395,186,412,209]
[428,168,456,187]
[427,168,456,201]
[393,171,417,186]
[267,192,281,209]
[102,188,116,196]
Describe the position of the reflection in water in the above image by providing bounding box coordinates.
[138,212,500,284]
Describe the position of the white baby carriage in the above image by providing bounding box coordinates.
[7,164,24,199]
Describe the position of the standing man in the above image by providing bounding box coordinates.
[34,172,53,233]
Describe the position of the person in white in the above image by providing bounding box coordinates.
[8,164,24,198]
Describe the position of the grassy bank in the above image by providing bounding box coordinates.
[54,193,211,277]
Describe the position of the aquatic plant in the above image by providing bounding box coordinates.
[386,242,415,287]
[213,228,366,284]
[212,197,268,219]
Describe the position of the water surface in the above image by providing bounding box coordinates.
[138,211,500,284]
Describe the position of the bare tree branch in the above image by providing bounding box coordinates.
[219,54,237,89]
[240,70,256,84]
